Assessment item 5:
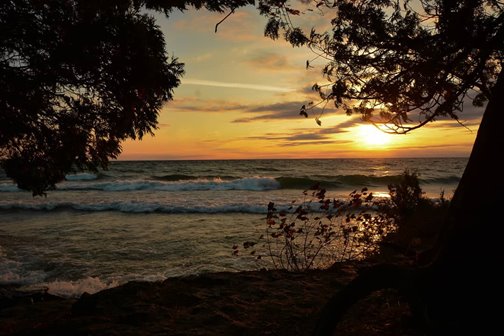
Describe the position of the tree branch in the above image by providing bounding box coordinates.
[215,8,235,33]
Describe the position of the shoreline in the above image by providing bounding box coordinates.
[0,264,417,336]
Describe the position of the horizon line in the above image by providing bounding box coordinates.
[114,156,469,162]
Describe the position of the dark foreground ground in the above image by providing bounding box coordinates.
[0,262,423,336]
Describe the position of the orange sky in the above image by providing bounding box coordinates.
[119,7,482,160]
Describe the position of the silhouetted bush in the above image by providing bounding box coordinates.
[234,170,449,271]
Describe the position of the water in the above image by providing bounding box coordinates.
[0,158,466,297]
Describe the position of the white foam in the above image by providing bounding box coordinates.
[59,176,280,192]
[0,183,19,192]
[42,277,121,298]
[65,173,98,181]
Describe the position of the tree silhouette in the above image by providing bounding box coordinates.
[260,0,504,334]
[262,0,502,132]
[0,0,185,195]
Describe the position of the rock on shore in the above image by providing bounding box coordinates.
[0,265,415,336]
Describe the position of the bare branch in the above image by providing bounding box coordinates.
[214,8,235,33]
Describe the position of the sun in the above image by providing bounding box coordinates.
[357,125,391,147]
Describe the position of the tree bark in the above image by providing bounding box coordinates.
[423,68,504,334]
[439,69,504,262]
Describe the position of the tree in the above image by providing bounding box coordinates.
[259,0,504,334]
[2,0,503,332]
[0,0,258,196]
[0,0,186,195]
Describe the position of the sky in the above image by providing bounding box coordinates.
[119,5,483,160]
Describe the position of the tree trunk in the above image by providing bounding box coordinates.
[313,71,504,335]
[423,69,504,333]
[439,69,504,263]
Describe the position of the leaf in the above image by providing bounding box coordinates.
[315,117,322,126]
[264,18,280,40]
[473,92,488,107]
[267,219,276,225]
[286,8,301,15]
[286,28,308,47]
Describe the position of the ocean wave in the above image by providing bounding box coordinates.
[58,177,281,192]
[151,174,198,181]
[275,175,403,188]
[423,175,461,184]
[22,277,121,298]
[276,174,461,188]
[65,173,99,181]
[0,174,461,193]
[0,200,363,214]
[47,277,120,297]
[336,174,403,186]
[275,176,341,189]
[151,174,237,181]
[0,251,47,286]
[0,202,271,214]
[0,183,19,192]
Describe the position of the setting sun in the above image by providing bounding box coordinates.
[357,125,392,147]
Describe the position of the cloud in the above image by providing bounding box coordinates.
[186,53,214,63]
[245,130,352,147]
[182,78,295,93]
[285,133,329,141]
[248,132,327,141]
[171,8,266,43]
[214,10,266,42]
[171,10,231,33]
[319,117,363,133]
[300,84,317,95]
[278,140,344,147]
[393,143,474,150]
[168,97,248,112]
[245,51,297,72]
[433,102,484,128]
[169,95,362,135]
[232,100,341,122]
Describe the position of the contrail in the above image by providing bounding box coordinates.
[183,78,295,93]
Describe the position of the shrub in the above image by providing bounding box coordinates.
[384,171,450,256]
[233,170,449,271]
[233,185,395,272]
[387,169,424,224]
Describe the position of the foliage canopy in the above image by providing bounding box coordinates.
[0,0,185,195]
[260,0,503,133]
